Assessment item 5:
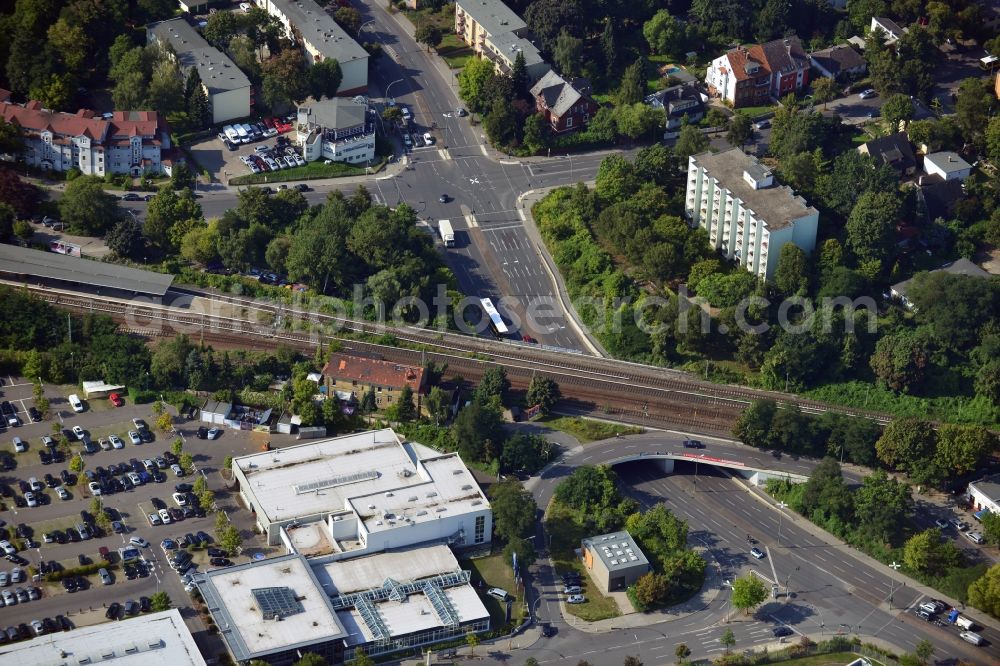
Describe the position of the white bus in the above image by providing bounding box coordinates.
[480,298,508,338]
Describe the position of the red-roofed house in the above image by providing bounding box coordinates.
[705,37,809,107]
[0,91,173,177]
[322,353,428,414]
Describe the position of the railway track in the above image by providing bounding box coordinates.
[22,283,891,434]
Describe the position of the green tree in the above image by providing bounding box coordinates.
[869,330,929,394]
[474,367,510,406]
[846,190,900,264]
[523,113,548,153]
[616,103,663,142]
[882,93,915,130]
[618,60,645,105]
[149,590,171,611]
[465,631,479,656]
[457,57,495,113]
[293,653,326,666]
[147,59,184,114]
[720,627,736,653]
[13,218,32,242]
[489,478,536,542]
[171,162,196,191]
[812,76,836,109]
[333,6,362,36]
[553,28,583,78]
[451,399,504,462]
[968,563,1000,616]
[395,384,416,422]
[179,452,194,473]
[985,116,1000,164]
[510,50,528,100]
[633,572,669,607]
[600,18,618,75]
[733,399,776,448]
[674,643,691,664]
[875,418,935,473]
[346,649,374,666]
[501,432,551,474]
[726,111,752,146]
[526,376,560,414]
[773,243,808,295]
[595,154,639,204]
[59,176,121,236]
[69,454,85,473]
[106,217,144,259]
[854,470,912,544]
[220,524,243,554]
[414,22,443,51]
[674,123,708,162]
[914,639,934,665]
[731,575,768,615]
[955,77,994,146]
[424,386,450,425]
[934,425,995,477]
[643,10,685,56]
[308,58,343,100]
[981,512,1000,546]
[483,96,519,147]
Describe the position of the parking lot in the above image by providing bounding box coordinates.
[0,376,300,647]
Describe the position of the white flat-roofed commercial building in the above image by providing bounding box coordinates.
[296,97,374,165]
[195,553,347,665]
[233,429,491,553]
[199,546,489,664]
[685,148,818,280]
[254,0,368,95]
[147,18,251,125]
[0,609,205,666]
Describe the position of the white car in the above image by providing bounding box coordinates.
[567,594,586,604]
[159,508,172,524]
[25,491,37,507]
[858,88,877,99]
[129,537,149,548]
[12,437,26,453]
[207,428,221,440]
[172,492,188,507]
[128,431,142,445]
[68,394,84,412]
[171,463,185,477]
[109,434,124,449]
[423,132,434,145]
[0,539,16,555]
[56,486,70,500]
[88,481,102,496]
[72,425,86,440]
[99,437,111,451]
[128,472,143,486]
[148,512,162,527]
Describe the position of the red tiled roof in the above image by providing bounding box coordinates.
[722,47,767,82]
[751,36,808,75]
[322,354,427,394]
[0,99,166,144]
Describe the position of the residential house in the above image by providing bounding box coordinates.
[685,148,819,280]
[0,90,173,176]
[529,71,599,133]
[870,17,907,45]
[918,178,965,222]
[705,36,809,107]
[857,132,917,176]
[147,19,252,125]
[454,0,549,83]
[295,97,374,165]
[322,353,428,414]
[646,83,704,139]
[253,0,368,95]
[923,151,973,182]
[808,44,867,80]
[889,258,989,308]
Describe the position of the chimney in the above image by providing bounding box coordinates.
[949,155,956,162]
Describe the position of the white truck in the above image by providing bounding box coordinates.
[438,219,455,247]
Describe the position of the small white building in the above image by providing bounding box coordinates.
[0,609,205,665]
[923,151,973,182]
[296,97,375,165]
[81,380,125,399]
[685,148,819,280]
[969,476,1000,516]
[233,428,492,552]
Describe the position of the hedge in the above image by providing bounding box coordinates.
[45,559,114,582]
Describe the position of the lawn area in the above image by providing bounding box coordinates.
[459,552,526,629]
[545,501,621,622]
[229,158,385,185]
[438,33,473,69]
[772,653,883,666]
[735,104,779,118]
[537,415,643,443]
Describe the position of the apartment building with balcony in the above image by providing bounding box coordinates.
[706,37,809,107]
[455,0,549,83]
[685,148,818,280]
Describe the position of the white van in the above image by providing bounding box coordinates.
[960,631,984,646]
[235,124,248,141]
[223,125,238,142]
[965,531,985,544]
[955,615,976,630]
[68,394,84,412]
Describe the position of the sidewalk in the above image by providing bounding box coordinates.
[516,184,608,357]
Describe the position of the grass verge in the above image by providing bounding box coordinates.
[459,553,525,628]
[538,415,643,443]
[776,654,882,666]
[545,501,621,621]
[229,158,385,186]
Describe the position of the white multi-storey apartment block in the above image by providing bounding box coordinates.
[685,148,818,280]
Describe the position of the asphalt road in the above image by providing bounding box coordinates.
[518,432,998,665]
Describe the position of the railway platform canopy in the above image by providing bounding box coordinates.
[0,244,174,298]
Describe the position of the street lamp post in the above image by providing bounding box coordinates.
[385,79,405,105]
[776,501,788,545]
[888,561,902,609]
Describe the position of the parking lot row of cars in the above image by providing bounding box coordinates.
[220,117,294,151]
[0,615,73,645]
[239,137,305,174]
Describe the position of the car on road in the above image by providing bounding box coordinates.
[175,482,192,492]
[72,426,85,440]
[965,531,985,544]
[423,132,434,145]
[1,589,14,605]
[960,631,984,646]
[540,623,556,637]
[108,393,124,407]
[750,547,766,559]
[567,594,586,604]
[920,599,946,614]
[162,539,177,552]
[99,437,112,451]
[682,439,704,448]
[858,88,877,99]
[207,547,227,558]
[129,537,149,548]
[915,609,934,622]
[772,626,793,637]
[24,491,37,507]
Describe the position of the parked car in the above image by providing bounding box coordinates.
[72,426,86,440]
[567,594,586,604]
[99,568,112,585]
[105,602,121,619]
[196,426,208,439]
[127,431,141,445]
[68,394,84,412]
[487,587,511,601]
[108,393,124,407]
[858,88,877,99]
[109,434,124,449]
